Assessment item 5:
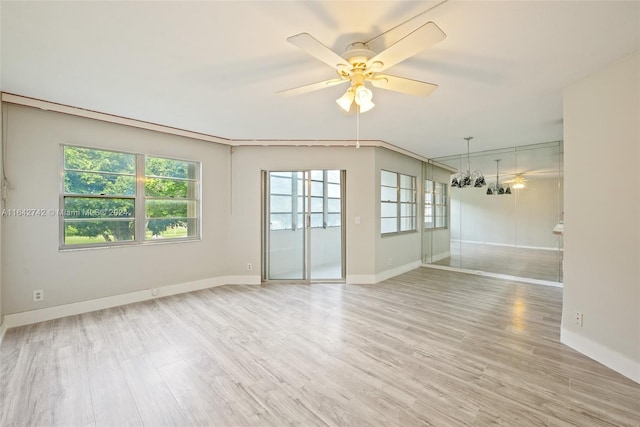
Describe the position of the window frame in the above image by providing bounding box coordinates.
[269,170,342,232]
[60,144,201,249]
[144,154,201,242]
[424,179,448,230]
[380,169,417,236]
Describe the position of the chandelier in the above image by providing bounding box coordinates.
[486,159,511,195]
[451,137,485,188]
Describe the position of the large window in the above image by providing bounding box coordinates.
[62,145,200,248]
[269,170,342,231]
[381,170,416,234]
[425,180,447,229]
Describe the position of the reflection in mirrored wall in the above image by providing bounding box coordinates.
[423,141,564,285]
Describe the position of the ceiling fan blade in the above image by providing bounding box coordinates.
[370,75,438,96]
[366,22,445,72]
[278,78,349,97]
[287,33,351,70]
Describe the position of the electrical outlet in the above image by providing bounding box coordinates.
[388,258,393,266]
[33,289,44,302]
[151,288,159,297]
[247,263,253,271]
[575,312,583,326]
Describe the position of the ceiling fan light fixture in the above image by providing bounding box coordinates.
[353,84,375,112]
[513,175,526,189]
[280,22,446,111]
[336,88,355,112]
[357,99,375,113]
[355,85,373,104]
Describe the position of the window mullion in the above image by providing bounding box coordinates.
[135,154,146,242]
[291,174,297,231]
[396,174,401,233]
[323,170,328,229]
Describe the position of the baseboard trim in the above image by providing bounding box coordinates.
[561,327,640,384]
[425,251,451,263]
[2,275,261,329]
[345,261,423,285]
[375,260,423,284]
[422,263,563,288]
[345,275,377,285]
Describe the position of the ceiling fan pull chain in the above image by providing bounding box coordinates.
[356,105,360,149]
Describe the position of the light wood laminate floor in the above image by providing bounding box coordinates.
[1,268,638,426]
[433,241,564,283]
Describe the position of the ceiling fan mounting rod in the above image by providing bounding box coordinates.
[343,42,374,57]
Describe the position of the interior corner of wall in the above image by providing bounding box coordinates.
[561,327,640,384]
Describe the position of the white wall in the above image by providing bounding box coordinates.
[1,104,232,315]
[375,147,423,277]
[0,104,442,323]
[562,52,640,383]
[228,145,377,283]
[0,100,3,328]
[450,177,563,250]
[0,110,433,322]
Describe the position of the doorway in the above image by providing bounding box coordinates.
[263,170,345,282]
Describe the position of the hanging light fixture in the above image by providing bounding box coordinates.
[486,159,511,195]
[336,87,355,111]
[336,71,375,113]
[354,85,375,112]
[336,83,375,113]
[451,137,485,188]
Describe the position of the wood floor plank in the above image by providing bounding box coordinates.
[49,344,95,426]
[434,241,563,282]
[1,267,639,426]
[86,348,144,427]
[1,340,54,426]
[120,354,190,426]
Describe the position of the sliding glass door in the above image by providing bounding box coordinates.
[263,170,345,282]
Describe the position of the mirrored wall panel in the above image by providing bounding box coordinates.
[424,141,563,284]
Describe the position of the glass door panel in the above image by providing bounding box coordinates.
[267,171,306,280]
[310,170,343,280]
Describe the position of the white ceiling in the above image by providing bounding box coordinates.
[1,1,639,159]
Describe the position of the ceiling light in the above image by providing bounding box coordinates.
[357,98,375,113]
[512,175,526,189]
[336,88,355,112]
[354,85,375,112]
[355,85,372,103]
[451,137,485,188]
[486,159,511,195]
[337,84,375,113]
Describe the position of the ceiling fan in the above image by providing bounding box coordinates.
[278,22,446,113]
